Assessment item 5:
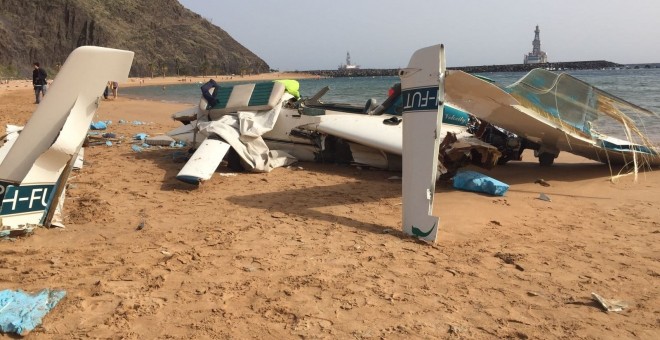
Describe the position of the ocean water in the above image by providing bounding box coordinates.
[122,69,660,143]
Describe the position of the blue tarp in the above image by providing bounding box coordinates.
[0,289,66,335]
[453,170,509,196]
[89,121,107,130]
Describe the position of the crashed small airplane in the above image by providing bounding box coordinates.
[166,43,659,241]
[167,44,503,242]
[445,68,660,175]
[0,46,134,230]
[167,60,501,184]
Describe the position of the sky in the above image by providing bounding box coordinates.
[178,0,660,71]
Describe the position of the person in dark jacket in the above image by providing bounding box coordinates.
[32,62,48,104]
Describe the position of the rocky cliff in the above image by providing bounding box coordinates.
[0,0,270,78]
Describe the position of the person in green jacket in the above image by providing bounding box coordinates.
[275,79,300,99]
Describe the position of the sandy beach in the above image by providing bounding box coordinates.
[0,72,319,94]
[0,82,659,339]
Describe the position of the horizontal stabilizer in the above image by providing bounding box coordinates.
[176,138,231,184]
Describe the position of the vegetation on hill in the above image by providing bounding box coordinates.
[0,0,270,78]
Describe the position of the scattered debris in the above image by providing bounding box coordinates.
[453,170,509,196]
[271,212,287,219]
[387,176,402,180]
[591,292,628,312]
[145,135,175,146]
[89,121,109,130]
[136,220,145,231]
[85,134,121,146]
[534,178,550,187]
[133,133,148,141]
[0,289,66,335]
[131,145,143,153]
[170,140,186,148]
[495,252,525,271]
[447,324,462,336]
[538,193,552,202]
[0,226,34,239]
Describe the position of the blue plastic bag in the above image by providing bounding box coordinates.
[133,133,148,141]
[0,289,66,335]
[453,170,509,196]
[89,121,107,130]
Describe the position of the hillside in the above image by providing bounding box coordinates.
[0,0,270,78]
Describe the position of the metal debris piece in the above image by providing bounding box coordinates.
[495,252,525,271]
[538,193,551,202]
[534,178,550,187]
[591,292,628,312]
[0,226,34,239]
[145,135,175,146]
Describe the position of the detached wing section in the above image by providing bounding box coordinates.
[446,69,660,167]
[314,115,402,155]
[0,46,134,227]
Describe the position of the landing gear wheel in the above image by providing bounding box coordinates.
[538,152,555,166]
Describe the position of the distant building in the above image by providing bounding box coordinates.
[338,51,360,70]
[524,25,548,64]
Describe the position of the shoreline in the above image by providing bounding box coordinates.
[0,88,658,339]
[0,71,321,94]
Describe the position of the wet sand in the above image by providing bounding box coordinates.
[0,86,658,339]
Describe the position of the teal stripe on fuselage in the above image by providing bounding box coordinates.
[389,91,470,127]
[248,82,276,107]
[212,87,232,108]
[442,105,470,126]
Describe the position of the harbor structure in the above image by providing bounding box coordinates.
[338,51,360,70]
[524,25,548,64]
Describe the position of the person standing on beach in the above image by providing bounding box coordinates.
[111,81,119,99]
[32,62,48,104]
[103,81,110,99]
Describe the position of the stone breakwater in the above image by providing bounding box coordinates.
[298,60,623,77]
